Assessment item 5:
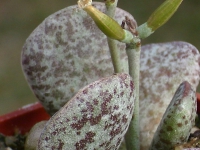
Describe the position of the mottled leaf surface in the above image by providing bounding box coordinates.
[37,73,135,150]
[21,2,131,115]
[139,42,200,150]
[21,1,200,149]
[150,81,196,150]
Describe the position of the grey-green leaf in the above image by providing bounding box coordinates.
[150,81,196,150]
[37,73,135,150]
[139,41,200,150]
[21,2,133,115]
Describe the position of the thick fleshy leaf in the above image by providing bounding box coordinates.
[147,0,183,31]
[25,121,47,150]
[21,2,200,149]
[21,2,132,115]
[37,73,135,150]
[139,41,200,150]
[150,81,196,150]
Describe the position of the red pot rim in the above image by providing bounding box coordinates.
[0,93,200,136]
[0,102,50,136]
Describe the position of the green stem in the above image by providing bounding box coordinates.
[105,0,123,73]
[105,0,118,17]
[107,38,123,73]
[125,41,141,150]
[136,22,154,39]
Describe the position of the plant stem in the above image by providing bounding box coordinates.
[105,0,118,17]
[125,41,141,150]
[105,0,123,73]
[107,38,123,73]
[105,1,141,149]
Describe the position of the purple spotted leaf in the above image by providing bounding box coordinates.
[139,42,200,150]
[21,1,200,149]
[150,81,196,150]
[21,2,132,115]
[37,73,135,150]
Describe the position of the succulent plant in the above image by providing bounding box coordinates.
[37,73,135,149]
[139,41,200,150]
[21,0,200,149]
[21,2,131,116]
[150,81,196,150]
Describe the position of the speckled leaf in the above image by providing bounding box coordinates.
[150,81,196,150]
[37,73,135,150]
[22,7,200,149]
[139,41,200,150]
[21,2,131,115]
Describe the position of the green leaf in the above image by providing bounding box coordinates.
[147,0,183,31]
[78,0,135,43]
[150,81,196,150]
[78,0,125,41]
